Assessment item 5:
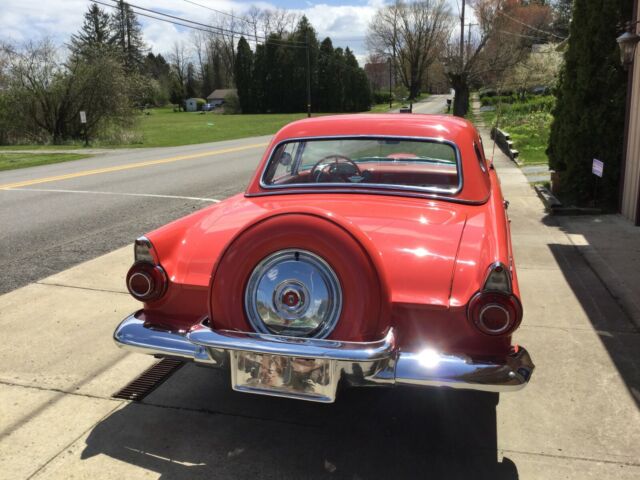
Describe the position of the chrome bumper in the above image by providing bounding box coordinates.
[114,312,534,402]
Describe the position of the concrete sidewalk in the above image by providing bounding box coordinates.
[0,119,639,478]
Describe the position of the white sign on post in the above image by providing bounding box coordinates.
[592,158,604,178]
[79,111,87,124]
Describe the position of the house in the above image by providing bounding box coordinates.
[621,2,640,225]
[206,89,237,108]
[185,98,200,112]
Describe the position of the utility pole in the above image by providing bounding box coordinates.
[465,23,478,62]
[459,0,465,70]
[306,31,311,118]
[388,57,393,110]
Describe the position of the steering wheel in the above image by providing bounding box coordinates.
[309,155,361,183]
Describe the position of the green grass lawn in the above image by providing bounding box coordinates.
[480,99,554,166]
[137,108,312,148]
[0,99,431,152]
[0,152,91,171]
[369,101,404,113]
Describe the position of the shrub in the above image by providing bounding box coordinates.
[195,98,206,111]
[372,91,393,104]
[222,93,241,114]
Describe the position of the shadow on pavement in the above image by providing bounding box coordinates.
[546,239,640,409]
[82,364,518,479]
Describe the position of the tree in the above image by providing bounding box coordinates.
[69,4,115,60]
[185,62,198,98]
[551,0,573,38]
[367,0,453,99]
[291,16,319,112]
[6,39,131,144]
[343,48,371,112]
[317,38,339,112]
[111,0,146,72]
[547,0,633,208]
[445,0,552,116]
[235,37,255,113]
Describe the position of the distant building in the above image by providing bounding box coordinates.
[206,89,237,108]
[365,62,393,92]
[185,98,200,112]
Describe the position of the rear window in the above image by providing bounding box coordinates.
[262,137,460,194]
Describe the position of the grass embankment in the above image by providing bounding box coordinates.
[479,95,554,165]
[0,152,91,171]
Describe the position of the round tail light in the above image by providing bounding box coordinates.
[468,291,522,336]
[126,262,167,302]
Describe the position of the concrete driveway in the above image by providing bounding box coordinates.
[1,135,639,479]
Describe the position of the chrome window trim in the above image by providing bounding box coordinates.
[259,135,464,196]
[245,188,490,205]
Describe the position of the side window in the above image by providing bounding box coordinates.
[474,141,487,173]
[270,143,297,182]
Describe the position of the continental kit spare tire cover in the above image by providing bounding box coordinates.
[209,213,389,341]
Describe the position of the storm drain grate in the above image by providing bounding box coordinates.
[112,358,184,401]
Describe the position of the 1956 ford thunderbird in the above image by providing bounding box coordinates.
[114,113,534,403]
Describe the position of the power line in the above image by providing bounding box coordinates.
[91,0,367,72]
[181,0,254,26]
[99,0,307,47]
[497,10,566,41]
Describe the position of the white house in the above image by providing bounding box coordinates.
[185,98,199,112]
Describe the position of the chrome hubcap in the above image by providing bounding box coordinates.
[244,249,342,338]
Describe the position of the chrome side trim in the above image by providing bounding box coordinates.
[113,312,535,400]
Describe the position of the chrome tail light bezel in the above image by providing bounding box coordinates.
[467,262,523,336]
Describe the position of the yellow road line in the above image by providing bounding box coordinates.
[0,143,267,190]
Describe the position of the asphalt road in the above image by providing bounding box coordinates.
[0,100,449,295]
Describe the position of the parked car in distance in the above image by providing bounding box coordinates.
[202,103,215,112]
[114,113,535,403]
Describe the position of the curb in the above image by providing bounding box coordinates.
[534,185,603,215]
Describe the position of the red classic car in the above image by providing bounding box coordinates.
[114,113,534,403]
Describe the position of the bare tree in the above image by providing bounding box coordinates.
[446,0,553,116]
[259,8,300,38]
[169,41,188,87]
[367,0,454,99]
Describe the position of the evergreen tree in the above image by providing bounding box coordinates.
[111,0,146,72]
[291,16,319,112]
[317,38,338,112]
[235,37,255,113]
[333,47,346,112]
[252,44,267,112]
[200,62,215,98]
[185,62,198,98]
[143,53,170,80]
[69,4,115,60]
[547,0,633,208]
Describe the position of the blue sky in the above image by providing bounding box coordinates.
[0,0,394,63]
